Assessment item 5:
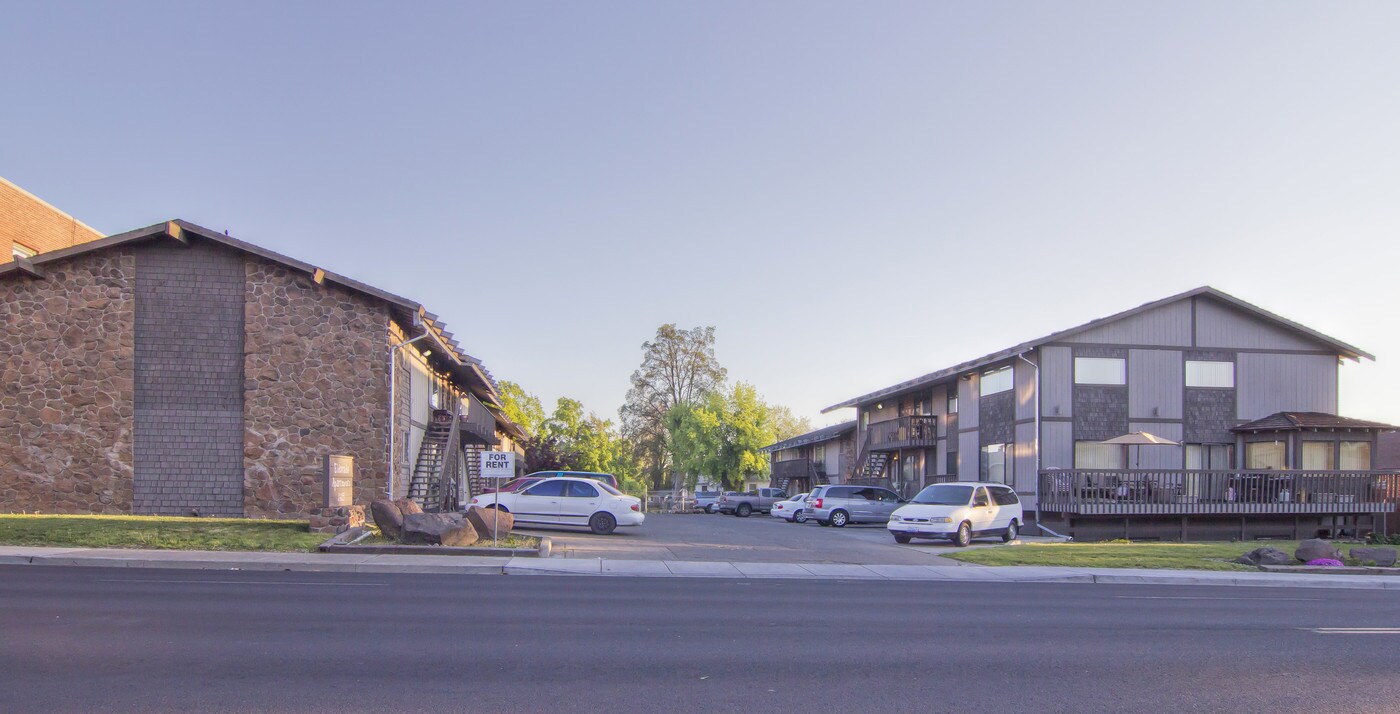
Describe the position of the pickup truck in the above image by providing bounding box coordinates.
[717,488,789,517]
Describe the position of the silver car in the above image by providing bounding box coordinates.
[806,485,906,527]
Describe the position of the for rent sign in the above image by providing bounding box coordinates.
[480,451,515,479]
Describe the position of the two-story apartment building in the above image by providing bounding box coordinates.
[820,287,1397,540]
[761,421,856,495]
[0,219,526,520]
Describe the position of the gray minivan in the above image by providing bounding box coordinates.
[805,485,906,527]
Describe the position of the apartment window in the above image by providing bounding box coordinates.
[1074,357,1126,385]
[11,243,36,261]
[981,367,1013,396]
[1301,442,1334,471]
[1075,441,1124,469]
[1340,441,1372,470]
[1185,360,1234,388]
[946,450,957,478]
[813,444,825,466]
[1185,444,1234,470]
[1245,441,1287,470]
[946,389,958,414]
[980,444,1007,483]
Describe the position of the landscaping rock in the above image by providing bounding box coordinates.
[465,506,515,538]
[1295,538,1342,563]
[370,499,405,540]
[1350,547,1398,567]
[394,498,423,517]
[1234,547,1293,566]
[401,512,478,547]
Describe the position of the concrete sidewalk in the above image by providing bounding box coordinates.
[2,545,1397,589]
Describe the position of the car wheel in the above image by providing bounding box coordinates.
[1003,520,1019,543]
[705,504,715,514]
[589,512,617,535]
[485,504,509,513]
[736,503,753,517]
[893,533,912,544]
[793,510,808,524]
[952,522,972,547]
[830,510,849,528]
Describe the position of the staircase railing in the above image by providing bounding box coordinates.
[434,409,462,512]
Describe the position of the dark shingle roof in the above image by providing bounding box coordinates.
[761,421,856,454]
[1232,412,1398,432]
[823,286,1372,413]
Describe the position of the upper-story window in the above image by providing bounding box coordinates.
[11,243,36,261]
[946,388,958,414]
[1074,357,1126,385]
[980,366,1013,396]
[1185,360,1234,388]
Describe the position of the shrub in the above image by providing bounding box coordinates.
[1366,533,1400,546]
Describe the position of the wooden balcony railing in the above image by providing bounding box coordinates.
[772,459,818,484]
[865,416,937,452]
[1037,469,1400,516]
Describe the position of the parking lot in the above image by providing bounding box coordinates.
[516,512,1008,565]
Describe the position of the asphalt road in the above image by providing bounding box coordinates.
[519,512,994,564]
[3,566,1398,713]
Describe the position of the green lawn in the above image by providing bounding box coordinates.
[942,540,1377,571]
[0,514,327,552]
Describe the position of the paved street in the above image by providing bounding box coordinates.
[3,566,1398,713]
[518,511,1011,564]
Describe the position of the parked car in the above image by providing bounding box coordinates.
[477,476,542,496]
[718,488,788,516]
[468,476,643,534]
[805,485,905,527]
[530,470,620,490]
[887,482,1022,546]
[695,491,722,513]
[769,492,810,523]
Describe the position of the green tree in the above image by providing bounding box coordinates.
[667,383,776,490]
[620,324,727,490]
[528,397,646,495]
[496,380,545,436]
[766,404,813,442]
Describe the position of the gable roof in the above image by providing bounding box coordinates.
[761,421,856,453]
[0,218,526,438]
[823,286,1371,413]
[1232,412,1397,432]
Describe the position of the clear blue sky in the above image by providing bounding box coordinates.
[5,2,1398,426]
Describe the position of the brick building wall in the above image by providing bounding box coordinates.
[0,249,135,512]
[1,177,103,262]
[243,258,393,518]
[132,241,246,517]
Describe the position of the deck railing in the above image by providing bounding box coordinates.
[865,416,937,451]
[772,458,818,484]
[1037,469,1400,516]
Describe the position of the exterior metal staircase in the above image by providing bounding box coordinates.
[850,447,891,486]
[407,409,461,511]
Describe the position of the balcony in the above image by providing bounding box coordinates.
[865,416,937,452]
[772,459,818,484]
[1037,469,1400,516]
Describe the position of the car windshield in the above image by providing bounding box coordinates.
[911,484,974,505]
[595,481,624,496]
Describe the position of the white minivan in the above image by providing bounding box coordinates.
[887,482,1022,547]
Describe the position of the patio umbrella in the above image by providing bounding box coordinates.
[1100,431,1181,468]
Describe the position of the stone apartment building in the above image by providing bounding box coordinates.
[1,176,103,263]
[0,219,524,520]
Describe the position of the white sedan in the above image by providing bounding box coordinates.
[769,493,810,523]
[468,476,644,535]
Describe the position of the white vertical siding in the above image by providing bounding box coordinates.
[1014,422,1037,496]
[1061,299,1193,346]
[1194,298,1325,351]
[1129,349,1184,419]
[1042,421,1074,469]
[959,373,980,429]
[1237,353,1338,419]
[958,430,979,476]
[1040,345,1073,417]
[824,444,842,475]
[1015,358,1037,422]
[931,383,949,437]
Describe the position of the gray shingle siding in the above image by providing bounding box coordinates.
[1184,388,1237,444]
[1073,386,1129,441]
[132,242,246,517]
[979,391,1015,446]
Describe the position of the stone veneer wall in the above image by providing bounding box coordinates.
[242,258,393,519]
[0,250,135,513]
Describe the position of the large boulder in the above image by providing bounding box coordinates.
[1350,547,1398,567]
[1234,547,1293,566]
[370,499,405,541]
[1295,538,1342,563]
[401,512,479,547]
[394,498,423,516]
[465,506,515,539]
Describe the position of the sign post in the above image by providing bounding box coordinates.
[323,455,354,508]
[479,451,515,545]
